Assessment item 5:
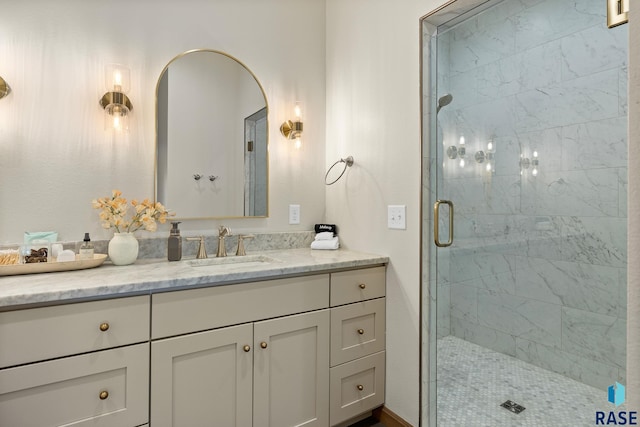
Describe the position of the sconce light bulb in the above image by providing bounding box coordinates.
[294,103,302,119]
[294,138,302,149]
[459,135,465,145]
[459,158,465,168]
[533,151,538,158]
[532,168,538,176]
[114,71,122,89]
[487,141,493,151]
[486,163,492,172]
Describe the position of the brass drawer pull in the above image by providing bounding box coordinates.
[357,328,365,335]
[243,345,251,352]
[99,322,110,332]
[260,341,268,349]
[359,283,366,289]
[99,390,109,400]
[357,384,364,391]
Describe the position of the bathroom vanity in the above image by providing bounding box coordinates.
[0,248,388,427]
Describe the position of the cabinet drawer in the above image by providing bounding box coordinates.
[152,274,329,339]
[330,267,385,306]
[0,343,149,427]
[0,295,150,368]
[330,298,385,366]
[329,351,385,426]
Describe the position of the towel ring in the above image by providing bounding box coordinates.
[325,156,354,185]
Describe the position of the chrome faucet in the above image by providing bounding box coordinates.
[186,236,207,259]
[216,226,232,257]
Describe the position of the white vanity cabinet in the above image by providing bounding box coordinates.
[329,267,386,426]
[0,296,150,427]
[150,274,330,427]
[0,258,387,427]
[150,267,385,427]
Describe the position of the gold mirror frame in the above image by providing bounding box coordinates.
[154,49,269,220]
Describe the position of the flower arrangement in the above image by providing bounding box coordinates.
[92,190,173,233]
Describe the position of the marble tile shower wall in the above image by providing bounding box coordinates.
[436,0,628,390]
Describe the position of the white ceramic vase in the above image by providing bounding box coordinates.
[108,232,139,266]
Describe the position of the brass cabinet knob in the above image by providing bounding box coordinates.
[357,384,364,391]
[359,283,366,289]
[357,328,365,335]
[99,390,109,400]
[243,345,251,352]
[99,323,110,332]
[260,341,268,349]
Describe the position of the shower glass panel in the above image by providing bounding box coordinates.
[421,0,628,425]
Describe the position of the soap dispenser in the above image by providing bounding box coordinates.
[168,222,182,261]
[79,233,94,260]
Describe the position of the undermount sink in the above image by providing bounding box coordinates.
[188,254,280,269]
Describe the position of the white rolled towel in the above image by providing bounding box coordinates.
[311,236,340,250]
[315,232,335,240]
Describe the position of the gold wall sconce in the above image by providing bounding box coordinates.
[607,0,628,28]
[99,64,133,131]
[0,76,10,100]
[280,102,303,148]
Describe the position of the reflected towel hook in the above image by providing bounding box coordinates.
[325,156,354,185]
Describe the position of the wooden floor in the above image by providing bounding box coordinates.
[349,417,386,427]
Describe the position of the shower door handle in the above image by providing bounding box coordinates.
[434,200,454,247]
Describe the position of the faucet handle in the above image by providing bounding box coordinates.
[186,236,207,259]
[236,235,255,256]
[218,226,231,237]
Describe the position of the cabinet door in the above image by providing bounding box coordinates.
[253,309,330,427]
[151,323,253,427]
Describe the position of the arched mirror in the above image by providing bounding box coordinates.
[155,49,268,219]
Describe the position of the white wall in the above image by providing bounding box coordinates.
[0,0,326,243]
[325,1,445,424]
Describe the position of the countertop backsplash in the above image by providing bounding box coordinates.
[64,231,317,260]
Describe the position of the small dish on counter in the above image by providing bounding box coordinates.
[0,254,108,276]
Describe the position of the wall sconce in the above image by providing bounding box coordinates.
[99,64,133,131]
[446,135,466,167]
[0,76,10,100]
[607,0,628,28]
[474,139,496,173]
[280,102,303,149]
[520,151,539,176]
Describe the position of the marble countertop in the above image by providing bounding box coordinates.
[0,248,388,310]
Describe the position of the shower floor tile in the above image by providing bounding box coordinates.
[437,336,628,427]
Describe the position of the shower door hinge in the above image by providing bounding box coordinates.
[608,0,629,28]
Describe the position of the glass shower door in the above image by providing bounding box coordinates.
[424,0,628,425]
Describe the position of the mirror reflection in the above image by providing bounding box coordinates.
[156,50,268,219]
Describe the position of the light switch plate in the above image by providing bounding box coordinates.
[289,204,301,224]
[388,205,406,229]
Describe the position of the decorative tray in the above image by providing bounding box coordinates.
[0,254,108,276]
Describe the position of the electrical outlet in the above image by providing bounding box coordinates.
[388,205,406,229]
[289,204,301,224]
